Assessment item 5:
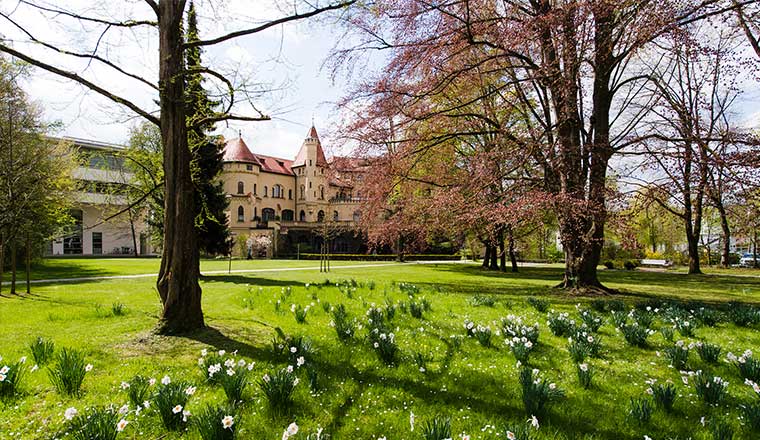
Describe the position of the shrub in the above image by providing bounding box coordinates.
[469,295,496,307]
[631,308,655,328]
[651,382,677,413]
[576,363,593,389]
[0,360,26,400]
[727,303,760,327]
[547,312,575,337]
[659,326,674,342]
[501,315,540,345]
[710,420,735,440]
[123,375,151,408]
[664,341,690,370]
[693,371,729,405]
[576,305,604,332]
[624,260,638,271]
[66,406,121,440]
[111,302,126,316]
[259,367,298,412]
[611,310,628,328]
[409,301,424,319]
[629,397,652,424]
[421,415,451,440]
[519,367,564,416]
[154,379,193,431]
[695,342,721,364]
[603,261,614,269]
[292,304,309,324]
[472,325,492,348]
[506,337,534,363]
[195,404,238,440]
[619,323,653,347]
[527,297,549,313]
[330,304,355,341]
[29,336,55,365]
[693,307,720,327]
[48,348,88,396]
[727,351,760,382]
[219,365,249,405]
[371,332,400,365]
[742,401,760,432]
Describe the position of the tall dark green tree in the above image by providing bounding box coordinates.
[185,1,231,256]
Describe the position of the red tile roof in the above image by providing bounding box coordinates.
[254,154,294,176]
[223,137,260,164]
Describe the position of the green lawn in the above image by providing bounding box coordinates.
[1,260,760,439]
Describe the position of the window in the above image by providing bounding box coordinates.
[299,210,306,222]
[63,209,83,255]
[309,182,312,188]
[273,185,282,198]
[264,186,268,197]
[246,164,253,171]
[299,185,305,199]
[262,208,275,221]
[254,207,257,219]
[237,206,244,222]
[288,189,292,200]
[282,209,294,221]
[333,210,339,221]
[309,159,312,166]
[253,184,257,195]
[319,186,324,200]
[317,210,325,222]
[353,211,361,222]
[92,232,102,255]
[237,181,244,194]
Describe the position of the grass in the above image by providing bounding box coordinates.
[0,259,759,439]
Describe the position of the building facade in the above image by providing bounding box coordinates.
[50,137,150,256]
[222,126,365,257]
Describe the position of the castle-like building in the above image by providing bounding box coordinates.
[48,125,366,257]
[222,125,365,256]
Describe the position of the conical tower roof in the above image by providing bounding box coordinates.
[223,135,260,165]
[293,125,328,167]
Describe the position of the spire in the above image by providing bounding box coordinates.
[293,123,328,167]
[308,124,319,141]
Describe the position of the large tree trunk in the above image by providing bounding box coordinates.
[0,232,4,295]
[507,226,518,273]
[482,242,491,269]
[685,227,702,274]
[497,228,506,272]
[488,240,498,270]
[715,202,731,268]
[10,239,16,294]
[155,0,204,335]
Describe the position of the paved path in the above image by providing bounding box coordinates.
[1,260,475,286]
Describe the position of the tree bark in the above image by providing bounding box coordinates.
[497,228,506,272]
[155,0,204,335]
[482,243,491,269]
[488,240,498,270]
[10,239,16,294]
[686,226,702,274]
[508,226,518,273]
[715,201,731,268]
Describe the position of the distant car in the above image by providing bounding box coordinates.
[739,254,758,268]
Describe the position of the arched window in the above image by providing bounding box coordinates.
[253,184,257,195]
[272,184,282,198]
[237,206,244,222]
[299,210,306,222]
[353,211,361,222]
[333,210,339,221]
[299,185,305,199]
[317,210,325,222]
[282,209,294,221]
[319,186,324,200]
[262,208,275,221]
[288,189,292,200]
[237,181,244,194]
[263,186,268,197]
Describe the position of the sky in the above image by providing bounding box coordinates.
[2,0,353,160]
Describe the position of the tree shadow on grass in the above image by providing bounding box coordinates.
[200,274,303,287]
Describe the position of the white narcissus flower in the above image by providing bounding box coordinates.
[116,419,128,432]
[263,374,271,383]
[287,422,299,435]
[161,375,171,385]
[30,364,38,372]
[185,386,196,395]
[287,365,294,373]
[529,415,539,429]
[506,432,516,440]
[119,404,129,414]
[201,349,208,357]
[172,405,183,414]
[120,381,130,390]
[149,378,156,386]
[222,415,234,429]
[0,374,5,382]
[85,364,93,372]
[64,407,78,420]
[410,411,415,431]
